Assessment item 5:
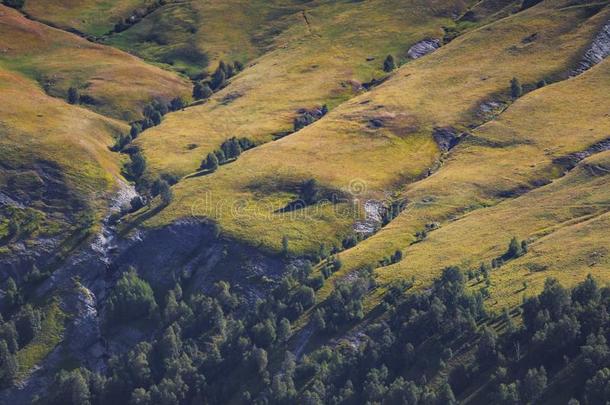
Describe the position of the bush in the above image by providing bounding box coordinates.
[201,152,219,172]
[105,269,157,324]
[193,82,213,100]
[125,151,147,179]
[383,55,396,72]
[67,87,79,104]
[169,97,185,111]
[521,0,543,10]
[220,138,242,160]
[3,0,25,9]
[300,178,320,205]
[510,77,522,98]
[158,180,173,206]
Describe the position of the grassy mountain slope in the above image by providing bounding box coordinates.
[0,5,191,121]
[136,0,469,178]
[0,68,127,252]
[334,49,610,276]
[141,0,608,256]
[22,0,150,36]
[378,149,610,307]
[320,57,610,310]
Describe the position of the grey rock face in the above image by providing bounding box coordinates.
[408,38,441,59]
[433,127,463,152]
[571,21,610,75]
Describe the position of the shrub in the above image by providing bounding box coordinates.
[105,269,157,324]
[111,134,131,152]
[67,87,79,104]
[383,55,396,72]
[510,77,522,98]
[193,82,213,100]
[521,0,543,10]
[158,180,173,206]
[214,149,226,164]
[126,151,147,179]
[211,67,226,90]
[3,0,25,9]
[169,97,184,111]
[504,237,525,260]
[130,123,142,139]
[201,152,219,172]
[220,138,242,160]
[300,178,320,205]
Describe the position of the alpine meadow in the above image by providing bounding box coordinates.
[0,0,610,404]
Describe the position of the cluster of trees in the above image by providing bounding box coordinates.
[307,255,342,291]
[293,105,328,132]
[33,261,322,404]
[18,247,610,405]
[193,60,244,100]
[0,302,44,387]
[0,206,43,244]
[1,0,25,9]
[313,267,375,333]
[489,236,529,268]
[112,0,171,33]
[378,249,403,267]
[105,269,157,326]
[200,137,255,172]
[113,98,183,152]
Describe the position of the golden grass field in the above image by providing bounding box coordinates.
[0,5,191,121]
[136,0,468,178]
[325,58,610,309]
[141,0,609,261]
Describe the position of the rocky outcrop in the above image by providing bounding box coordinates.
[354,200,385,234]
[408,38,441,59]
[433,127,466,152]
[553,137,610,170]
[571,20,610,76]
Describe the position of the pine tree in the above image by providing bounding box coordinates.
[510,77,522,98]
[202,152,219,172]
[158,180,173,206]
[211,68,226,90]
[278,318,291,342]
[0,341,18,387]
[506,237,523,259]
[68,87,80,104]
[193,82,213,100]
[383,55,397,72]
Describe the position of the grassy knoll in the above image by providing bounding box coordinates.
[0,5,191,121]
